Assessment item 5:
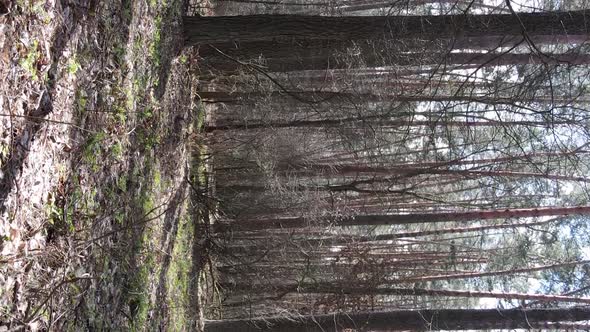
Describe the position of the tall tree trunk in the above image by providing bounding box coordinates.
[454,34,589,50]
[398,259,590,283]
[204,48,590,72]
[294,145,590,174]
[205,117,576,131]
[273,284,590,304]
[322,168,590,185]
[303,219,555,246]
[224,260,590,293]
[204,307,590,332]
[218,206,590,231]
[184,11,590,45]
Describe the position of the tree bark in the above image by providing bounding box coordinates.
[184,11,590,45]
[225,260,590,293]
[204,47,590,72]
[204,307,590,332]
[398,259,590,283]
[304,219,555,246]
[277,284,590,305]
[206,117,576,131]
[218,206,590,231]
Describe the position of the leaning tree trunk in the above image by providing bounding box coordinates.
[204,307,590,332]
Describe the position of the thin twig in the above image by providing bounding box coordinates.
[0,113,94,133]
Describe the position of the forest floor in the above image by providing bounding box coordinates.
[0,0,216,330]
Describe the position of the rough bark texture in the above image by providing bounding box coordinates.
[204,47,590,72]
[184,11,590,45]
[204,307,590,332]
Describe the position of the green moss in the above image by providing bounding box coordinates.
[116,175,128,193]
[19,40,40,80]
[67,56,81,75]
[149,16,162,68]
[16,0,49,20]
[82,132,106,171]
[114,107,127,124]
[127,186,159,329]
[111,141,124,160]
[124,86,135,111]
[76,90,88,114]
[133,77,146,94]
[133,36,143,54]
[127,263,150,330]
[137,127,161,150]
[114,211,125,224]
[152,169,161,188]
[167,217,192,331]
[142,195,154,215]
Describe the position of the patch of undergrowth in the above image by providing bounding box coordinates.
[150,15,163,69]
[124,159,159,329]
[184,101,221,324]
[166,212,193,331]
[67,56,81,75]
[127,232,155,331]
[81,131,106,171]
[75,89,88,115]
[15,0,50,20]
[18,39,41,81]
[45,173,98,243]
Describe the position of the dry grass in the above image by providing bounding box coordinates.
[0,0,211,330]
